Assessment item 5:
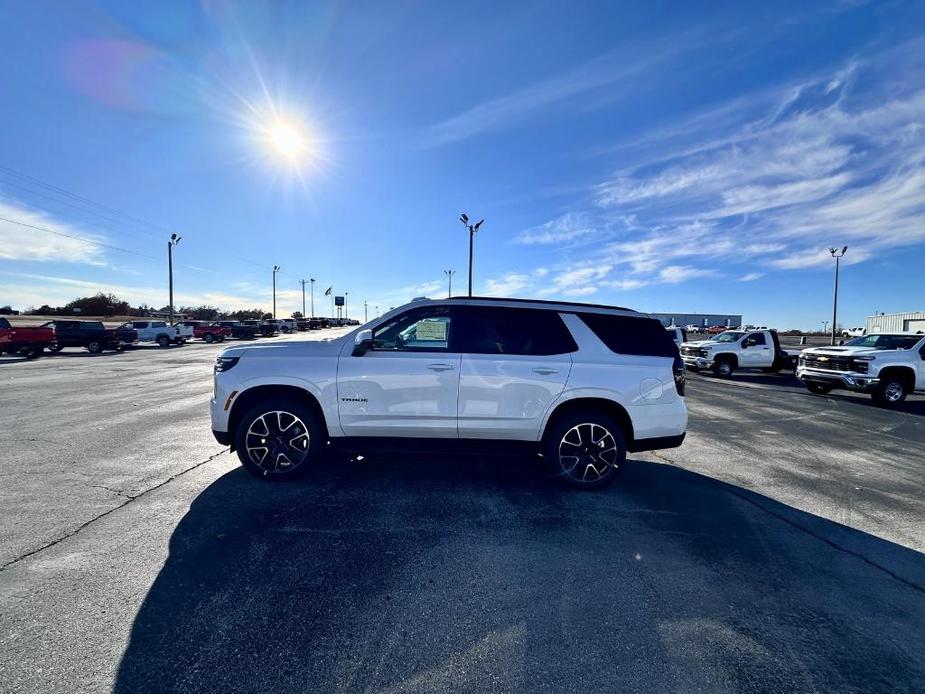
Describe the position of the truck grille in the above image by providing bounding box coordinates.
[681,345,704,357]
[802,354,867,373]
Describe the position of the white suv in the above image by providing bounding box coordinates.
[210,298,688,489]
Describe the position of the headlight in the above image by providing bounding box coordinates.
[214,356,239,373]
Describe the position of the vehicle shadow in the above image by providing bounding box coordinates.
[113,456,925,694]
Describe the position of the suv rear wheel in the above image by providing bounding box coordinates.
[543,411,626,489]
[203,333,215,343]
[87,340,103,354]
[234,398,324,480]
[805,382,832,395]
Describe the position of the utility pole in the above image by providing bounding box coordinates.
[444,269,456,298]
[458,214,484,296]
[829,247,847,345]
[167,233,181,324]
[272,265,280,319]
[345,292,349,321]
[364,300,368,322]
[299,279,308,317]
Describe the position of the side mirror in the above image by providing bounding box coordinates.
[352,329,374,356]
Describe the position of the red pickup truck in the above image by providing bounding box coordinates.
[0,318,56,358]
[178,321,231,343]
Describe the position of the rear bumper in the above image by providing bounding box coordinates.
[628,432,686,453]
[797,367,879,392]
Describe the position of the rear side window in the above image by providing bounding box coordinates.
[457,306,577,356]
[578,313,678,357]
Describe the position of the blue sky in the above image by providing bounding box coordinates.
[1,0,924,327]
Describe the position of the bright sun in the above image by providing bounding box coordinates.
[267,121,307,160]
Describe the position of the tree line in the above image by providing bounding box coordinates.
[22,292,272,321]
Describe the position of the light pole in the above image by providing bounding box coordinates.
[821,320,829,335]
[444,269,456,298]
[299,279,308,317]
[167,233,181,324]
[829,246,847,345]
[375,305,379,318]
[310,278,316,317]
[272,265,280,319]
[458,213,484,297]
[364,301,368,322]
[345,292,349,321]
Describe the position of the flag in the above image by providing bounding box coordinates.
[324,286,332,296]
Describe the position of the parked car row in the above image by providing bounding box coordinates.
[679,327,925,406]
[0,315,348,358]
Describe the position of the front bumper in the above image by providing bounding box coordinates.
[682,355,713,369]
[797,367,879,392]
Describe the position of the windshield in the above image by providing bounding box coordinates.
[711,331,745,343]
[844,334,922,350]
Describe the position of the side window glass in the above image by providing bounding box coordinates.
[459,307,577,355]
[372,306,452,352]
[748,332,766,345]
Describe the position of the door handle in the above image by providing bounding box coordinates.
[532,367,559,375]
[427,363,455,371]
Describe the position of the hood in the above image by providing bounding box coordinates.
[219,335,347,360]
[803,345,878,357]
[681,340,720,349]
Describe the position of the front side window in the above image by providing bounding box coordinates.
[457,306,577,355]
[372,305,453,352]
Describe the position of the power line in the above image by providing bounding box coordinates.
[0,214,159,261]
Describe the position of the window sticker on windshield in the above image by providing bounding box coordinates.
[416,320,447,341]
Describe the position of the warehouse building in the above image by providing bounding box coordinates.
[866,311,925,333]
[650,312,742,329]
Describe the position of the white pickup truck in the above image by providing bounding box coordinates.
[122,320,183,347]
[680,329,799,378]
[798,332,925,405]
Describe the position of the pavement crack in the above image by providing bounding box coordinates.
[0,447,229,573]
[649,451,925,595]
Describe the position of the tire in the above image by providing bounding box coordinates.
[157,335,170,348]
[805,382,832,395]
[48,343,63,353]
[543,411,626,490]
[203,333,215,344]
[87,340,103,354]
[712,358,734,378]
[872,376,908,407]
[234,398,325,480]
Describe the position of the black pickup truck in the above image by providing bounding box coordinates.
[215,320,259,340]
[42,320,138,354]
[241,319,277,337]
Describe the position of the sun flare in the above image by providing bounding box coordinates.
[266,120,308,160]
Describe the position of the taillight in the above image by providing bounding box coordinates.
[672,355,686,396]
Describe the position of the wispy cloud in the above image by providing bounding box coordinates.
[423,37,688,147]
[523,39,925,293]
[0,200,107,264]
[513,213,598,246]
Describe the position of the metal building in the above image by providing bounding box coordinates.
[650,312,743,329]
[866,311,925,333]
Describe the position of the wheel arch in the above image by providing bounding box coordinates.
[878,365,916,389]
[542,397,634,448]
[714,352,738,368]
[227,384,328,451]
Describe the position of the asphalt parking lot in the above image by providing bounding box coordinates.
[1,332,923,693]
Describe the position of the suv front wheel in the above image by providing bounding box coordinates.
[872,377,908,407]
[234,398,324,480]
[543,411,626,489]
